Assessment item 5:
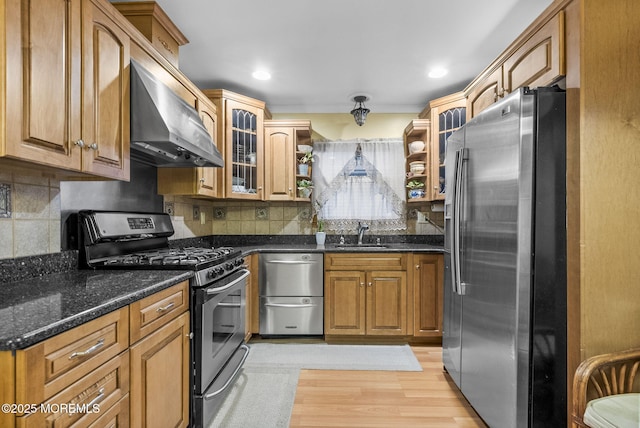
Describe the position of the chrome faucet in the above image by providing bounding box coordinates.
[357,222,369,245]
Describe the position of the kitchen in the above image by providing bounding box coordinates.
[1,0,639,427]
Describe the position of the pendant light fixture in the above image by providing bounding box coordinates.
[350,95,370,126]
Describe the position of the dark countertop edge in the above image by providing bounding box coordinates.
[1,271,193,351]
[235,243,444,256]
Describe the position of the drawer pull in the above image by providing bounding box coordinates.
[86,387,106,408]
[69,338,105,360]
[156,302,175,313]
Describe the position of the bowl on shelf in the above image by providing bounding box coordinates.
[297,145,313,153]
[408,140,425,154]
[409,161,426,174]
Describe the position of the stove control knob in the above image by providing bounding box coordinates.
[235,258,245,266]
[207,267,224,279]
[224,262,235,271]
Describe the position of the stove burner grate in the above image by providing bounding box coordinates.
[101,246,238,267]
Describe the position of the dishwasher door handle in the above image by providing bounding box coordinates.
[265,260,317,265]
[263,303,317,308]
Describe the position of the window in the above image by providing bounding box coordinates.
[312,139,406,232]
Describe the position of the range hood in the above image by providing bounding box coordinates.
[129,59,224,167]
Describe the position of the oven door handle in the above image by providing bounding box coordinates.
[206,269,250,295]
[203,344,250,400]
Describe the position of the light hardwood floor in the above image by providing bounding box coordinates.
[289,345,488,427]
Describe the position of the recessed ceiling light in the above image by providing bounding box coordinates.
[252,70,271,80]
[428,68,448,78]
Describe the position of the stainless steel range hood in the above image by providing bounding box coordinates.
[130,59,224,167]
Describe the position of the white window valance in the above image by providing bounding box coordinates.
[311,138,406,232]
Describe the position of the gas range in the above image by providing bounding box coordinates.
[77,210,244,286]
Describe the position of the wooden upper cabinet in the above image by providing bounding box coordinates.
[263,120,312,201]
[157,95,219,198]
[465,10,565,119]
[205,90,267,200]
[466,66,503,120]
[3,0,82,169]
[3,0,130,179]
[503,11,565,95]
[403,119,430,203]
[82,0,130,180]
[428,93,466,201]
[264,124,296,201]
[196,97,219,197]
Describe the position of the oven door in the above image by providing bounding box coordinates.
[193,268,249,394]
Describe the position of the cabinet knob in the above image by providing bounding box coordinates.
[74,139,85,148]
[200,178,205,183]
[360,282,365,287]
[88,143,98,150]
[367,282,372,287]
[415,264,420,270]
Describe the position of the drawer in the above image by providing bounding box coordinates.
[15,307,129,405]
[87,394,129,428]
[129,280,189,343]
[324,253,407,271]
[17,352,129,427]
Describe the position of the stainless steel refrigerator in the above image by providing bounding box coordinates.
[443,87,567,428]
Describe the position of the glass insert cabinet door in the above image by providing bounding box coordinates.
[437,106,466,199]
[226,101,263,199]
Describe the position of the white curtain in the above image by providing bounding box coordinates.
[312,138,406,232]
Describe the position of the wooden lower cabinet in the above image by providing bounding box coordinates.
[324,253,408,337]
[324,270,366,335]
[411,253,444,338]
[16,352,130,428]
[2,281,190,428]
[247,253,260,338]
[129,311,190,428]
[15,308,130,406]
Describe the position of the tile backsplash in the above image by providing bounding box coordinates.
[0,169,61,259]
[164,196,315,239]
[0,167,443,261]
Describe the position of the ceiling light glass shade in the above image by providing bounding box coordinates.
[252,70,271,80]
[350,96,370,126]
[428,68,448,78]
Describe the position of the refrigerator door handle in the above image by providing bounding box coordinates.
[452,148,468,296]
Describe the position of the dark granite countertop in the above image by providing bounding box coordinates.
[0,270,192,351]
[237,242,444,255]
[0,234,443,351]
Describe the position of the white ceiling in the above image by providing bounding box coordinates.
[113,0,553,113]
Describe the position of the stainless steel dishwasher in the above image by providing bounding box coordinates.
[259,253,324,336]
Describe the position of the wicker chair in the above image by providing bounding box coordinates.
[572,347,640,427]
